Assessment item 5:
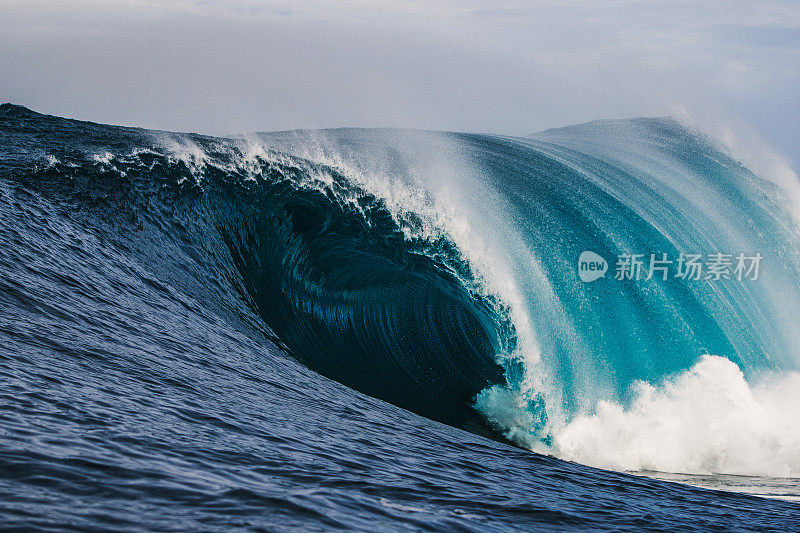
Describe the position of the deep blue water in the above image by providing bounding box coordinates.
[1,103,799,531]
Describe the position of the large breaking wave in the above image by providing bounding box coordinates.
[4,103,800,478]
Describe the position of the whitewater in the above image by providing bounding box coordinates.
[1,103,799,530]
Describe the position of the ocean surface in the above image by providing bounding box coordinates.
[2,103,800,531]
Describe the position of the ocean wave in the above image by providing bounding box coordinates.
[4,103,800,478]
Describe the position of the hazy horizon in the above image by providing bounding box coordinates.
[1,100,679,136]
[2,1,799,165]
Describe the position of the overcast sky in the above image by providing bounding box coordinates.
[1,1,799,163]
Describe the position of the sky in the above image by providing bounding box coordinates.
[1,0,799,164]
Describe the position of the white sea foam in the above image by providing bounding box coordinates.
[155,133,211,181]
[550,355,800,477]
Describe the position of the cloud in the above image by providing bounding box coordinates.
[716,24,800,49]
[0,0,798,162]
